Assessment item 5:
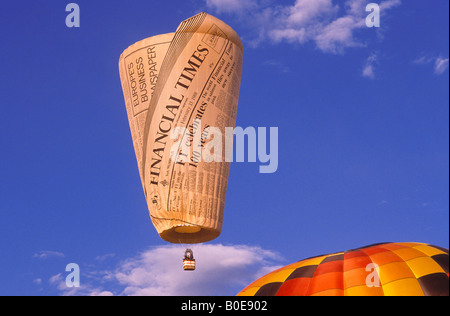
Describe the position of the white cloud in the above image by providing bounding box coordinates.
[413,55,434,65]
[270,28,308,44]
[33,278,43,285]
[89,290,114,296]
[205,0,257,14]
[33,250,65,259]
[346,0,368,16]
[270,0,399,54]
[362,64,375,78]
[262,60,291,73]
[379,0,402,10]
[95,253,116,262]
[434,57,449,75]
[284,0,338,26]
[206,0,401,54]
[48,244,283,296]
[48,271,116,296]
[112,244,282,296]
[413,55,449,75]
[268,0,341,48]
[49,273,63,286]
[314,15,366,53]
[362,53,378,79]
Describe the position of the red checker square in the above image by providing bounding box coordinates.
[307,272,344,295]
[276,278,311,296]
[344,255,373,272]
[314,260,343,275]
[362,246,389,256]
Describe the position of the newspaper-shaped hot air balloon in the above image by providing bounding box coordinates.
[118,13,243,244]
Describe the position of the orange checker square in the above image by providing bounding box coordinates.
[378,261,416,284]
[276,278,311,296]
[397,242,427,248]
[344,267,374,289]
[238,283,256,294]
[378,243,409,251]
[369,250,404,266]
[306,272,344,295]
[393,247,428,261]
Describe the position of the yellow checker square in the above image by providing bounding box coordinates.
[300,255,328,267]
[345,285,384,296]
[237,287,260,296]
[397,242,426,248]
[382,278,424,296]
[406,256,445,278]
[393,247,427,261]
[282,261,305,271]
[378,261,415,284]
[412,245,447,257]
[286,255,326,270]
[264,268,296,283]
[246,268,293,288]
[240,275,271,290]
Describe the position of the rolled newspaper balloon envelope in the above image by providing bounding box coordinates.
[119,13,243,243]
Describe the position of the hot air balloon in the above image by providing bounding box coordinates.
[238,242,449,296]
[119,13,243,268]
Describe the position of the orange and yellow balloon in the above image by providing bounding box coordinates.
[238,242,449,296]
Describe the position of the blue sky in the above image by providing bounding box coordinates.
[0,0,448,296]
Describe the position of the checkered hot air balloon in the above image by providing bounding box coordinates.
[238,242,449,296]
